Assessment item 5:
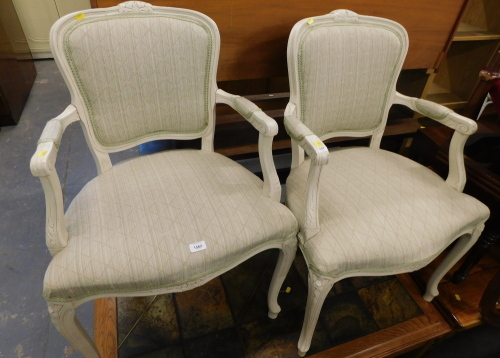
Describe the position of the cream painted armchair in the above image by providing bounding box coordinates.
[283,10,490,356]
[30,2,298,357]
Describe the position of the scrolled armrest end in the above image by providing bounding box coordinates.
[284,115,329,166]
[216,89,278,136]
[395,92,477,135]
[30,142,58,177]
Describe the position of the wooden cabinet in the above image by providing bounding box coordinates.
[12,0,91,58]
[424,0,500,110]
[94,0,466,81]
[0,0,36,126]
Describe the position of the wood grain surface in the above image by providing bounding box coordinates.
[94,297,118,358]
[414,246,500,330]
[94,0,467,80]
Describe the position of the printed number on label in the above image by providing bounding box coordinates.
[189,241,207,253]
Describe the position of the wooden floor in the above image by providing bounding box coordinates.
[309,274,451,358]
[93,244,500,357]
[412,245,500,331]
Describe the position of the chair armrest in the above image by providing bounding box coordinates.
[394,92,477,192]
[394,92,477,134]
[215,89,281,201]
[284,103,329,167]
[216,89,278,136]
[30,105,80,255]
[31,105,79,176]
[284,103,329,242]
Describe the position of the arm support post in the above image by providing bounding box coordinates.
[30,105,80,255]
[284,103,329,167]
[216,89,281,201]
[284,104,329,242]
[394,92,477,192]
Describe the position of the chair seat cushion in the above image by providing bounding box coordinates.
[44,150,297,302]
[286,147,489,278]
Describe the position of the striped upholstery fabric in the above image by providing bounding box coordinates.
[287,147,489,277]
[45,150,297,301]
[64,14,213,147]
[298,24,404,137]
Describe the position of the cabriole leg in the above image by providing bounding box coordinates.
[452,229,500,284]
[48,302,100,358]
[268,236,298,319]
[424,225,484,302]
[298,271,336,357]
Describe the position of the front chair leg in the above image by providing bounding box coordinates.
[424,225,485,302]
[268,236,298,319]
[298,271,336,357]
[48,302,100,358]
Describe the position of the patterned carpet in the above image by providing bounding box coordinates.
[117,250,422,357]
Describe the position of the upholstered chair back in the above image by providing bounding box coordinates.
[50,1,219,150]
[287,10,408,140]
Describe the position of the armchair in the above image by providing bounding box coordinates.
[30,2,298,357]
[283,10,490,356]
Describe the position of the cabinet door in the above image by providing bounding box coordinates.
[55,0,92,17]
[0,0,36,126]
[12,0,90,58]
[424,0,500,110]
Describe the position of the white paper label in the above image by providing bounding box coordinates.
[189,241,207,253]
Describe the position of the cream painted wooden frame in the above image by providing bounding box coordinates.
[30,2,297,357]
[284,10,489,356]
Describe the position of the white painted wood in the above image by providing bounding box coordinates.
[268,237,297,318]
[394,92,477,192]
[31,4,298,357]
[424,226,485,301]
[285,10,490,357]
[47,302,100,358]
[216,89,282,201]
[298,271,336,356]
[30,105,79,255]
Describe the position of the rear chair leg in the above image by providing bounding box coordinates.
[268,236,298,319]
[424,225,485,301]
